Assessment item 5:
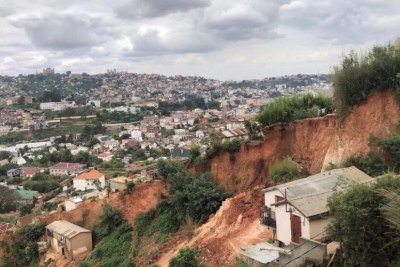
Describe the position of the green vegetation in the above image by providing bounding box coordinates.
[256,93,332,127]
[80,223,133,267]
[135,160,228,239]
[222,139,241,154]
[333,44,400,117]
[0,185,19,213]
[159,96,220,115]
[327,174,400,266]
[269,156,300,182]
[374,133,400,171]
[0,222,45,267]
[342,153,387,177]
[22,173,62,193]
[80,204,134,267]
[169,247,202,267]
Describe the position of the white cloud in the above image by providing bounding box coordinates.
[0,0,399,79]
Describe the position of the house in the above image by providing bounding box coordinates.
[46,220,92,259]
[11,156,26,166]
[64,197,83,212]
[20,167,40,178]
[15,189,39,204]
[109,176,135,192]
[218,128,248,143]
[49,162,87,176]
[97,152,113,162]
[7,168,22,177]
[262,167,373,246]
[171,148,190,159]
[73,169,106,191]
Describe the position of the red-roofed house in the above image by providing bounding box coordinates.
[49,162,87,176]
[21,167,40,179]
[97,152,113,162]
[73,169,105,191]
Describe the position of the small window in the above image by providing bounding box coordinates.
[275,195,285,203]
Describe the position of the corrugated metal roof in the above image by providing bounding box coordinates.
[46,220,90,239]
[263,167,374,218]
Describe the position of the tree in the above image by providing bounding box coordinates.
[245,120,263,140]
[327,174,400,266]
[190,144,200,160]
[0,186,19,213]
[169,247,202,267]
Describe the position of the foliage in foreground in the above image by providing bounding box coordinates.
[333,43,400,117]
[256,93,332,127]
[169,247,202,267]
[327,174,400,266]
[0,222,45,267]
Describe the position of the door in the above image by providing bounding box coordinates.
[290,214,302,244]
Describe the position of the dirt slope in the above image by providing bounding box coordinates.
[211,90,400,193]
[156,186,271,267]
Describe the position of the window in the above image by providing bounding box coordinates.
[275,195,285,203]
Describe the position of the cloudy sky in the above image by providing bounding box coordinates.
[0,0,399,80]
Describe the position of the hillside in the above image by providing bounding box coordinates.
[210,89,400,193]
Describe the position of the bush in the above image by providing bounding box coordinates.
[269,156,300,182]
[80,222,134,267]
[222,139,241,154]
[342,153,387,176]
[374,133,400,171]
[333,44,400,117]
[1,222,45,266]
[169,247,202,267]
[257,93,332,126]
[93,204,124,243]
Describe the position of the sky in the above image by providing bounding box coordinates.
[0,0,399,80]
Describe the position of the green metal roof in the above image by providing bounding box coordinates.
[15,189,38,200]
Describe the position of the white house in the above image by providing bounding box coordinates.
[73,169,106,191]
[97,152,113,162]
[131,130,143,142]
[64,197,83,211]
[262,167,373,246]
[11,156,27,166]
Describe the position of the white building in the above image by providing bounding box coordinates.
[73,169,106,191]
[131,130,143,142]
[64,197,83,211]
[40,101,76,111]
[262,167,373,246]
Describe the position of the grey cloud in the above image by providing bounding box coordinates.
[10,12,114,50]
[0,0,15,17]
[115,0,210,19]
[279,0,400,44]
[202,1,281,41]
[129,29,218,57]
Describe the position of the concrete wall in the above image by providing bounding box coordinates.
[275,203,309,245]
[69,232,92,257]
[309,217,330,240]
[273,238,327,267]
[73,176,105,191]
[110,181,127,192]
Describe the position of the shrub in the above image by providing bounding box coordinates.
[269,156,300,182]
[342,153,387,176]
[333,44,400,117]
[257,93,332,126]
[222,139,241,154]
[374,133,400,171]
[169,247,202,267]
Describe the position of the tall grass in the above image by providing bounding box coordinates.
[256,93,331,126]
[333,44,400,117]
